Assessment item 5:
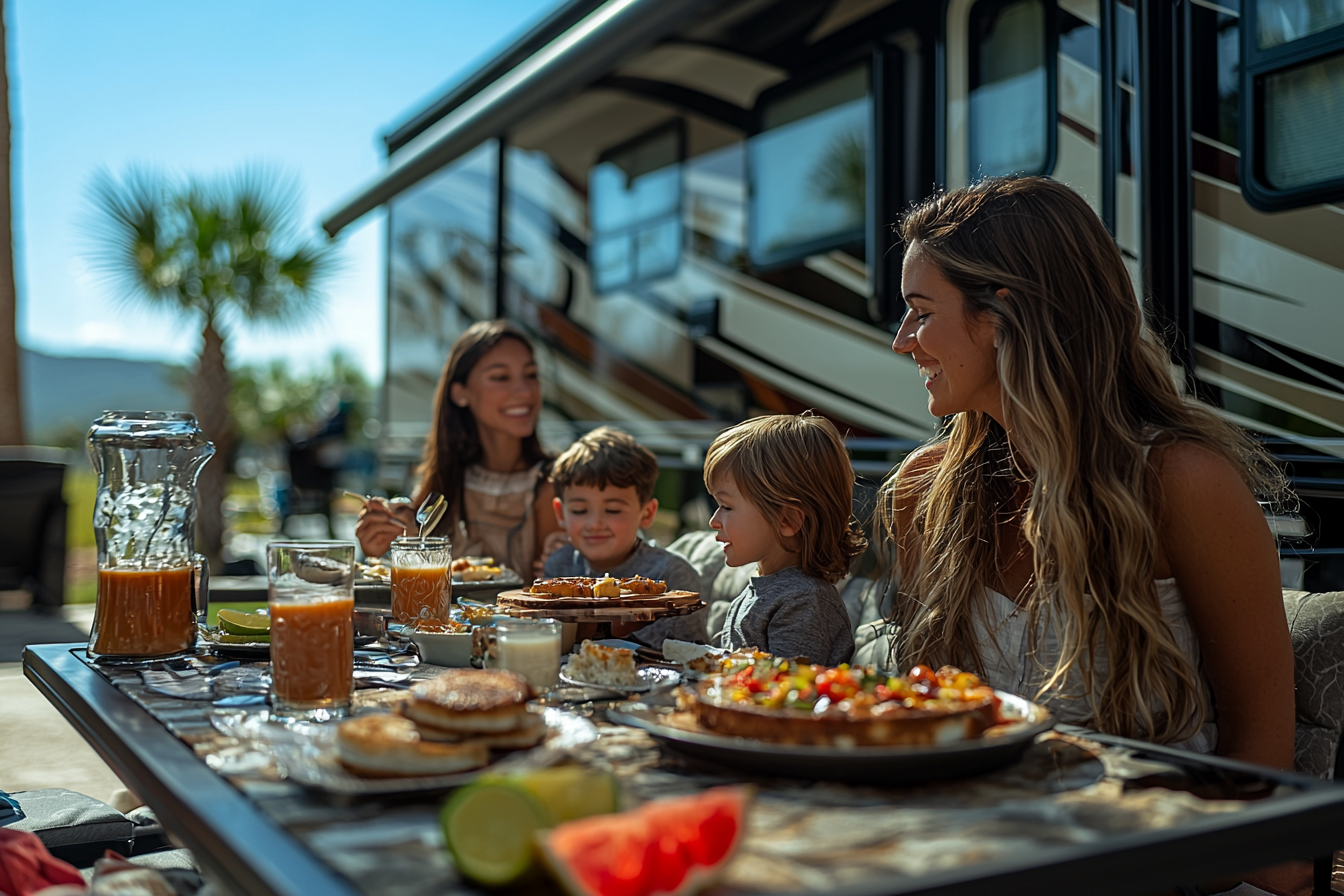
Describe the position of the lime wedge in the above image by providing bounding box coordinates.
[441,781,547,885]
[217,609,271,636]
[512,765,620,824]
[213,632,270,644]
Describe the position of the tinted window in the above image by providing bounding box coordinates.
[969,0,1050,177]
[589,124,683,293]
[1258,0,1344,48]
[748,65,870,268]
[387,142,498,436]
[1264,51,1344,189]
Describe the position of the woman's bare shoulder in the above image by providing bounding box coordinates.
[896,442,946,482]
[1147,439,1251,503]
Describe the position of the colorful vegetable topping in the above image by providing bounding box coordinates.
[721,661,994,714]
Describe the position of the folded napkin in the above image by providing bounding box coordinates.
[0,828,84,896]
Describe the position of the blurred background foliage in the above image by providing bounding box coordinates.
[230,350,374,448]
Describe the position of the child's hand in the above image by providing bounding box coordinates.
[533,530,572,579]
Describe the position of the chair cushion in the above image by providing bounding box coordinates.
[1282,590,1344,778]
[3,788,133,867]
[667,530,751,643]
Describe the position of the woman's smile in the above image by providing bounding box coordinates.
[916,358,943,388]
[892,245,1002,422]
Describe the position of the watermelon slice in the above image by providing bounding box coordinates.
[538,786,749,896]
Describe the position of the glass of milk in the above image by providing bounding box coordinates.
[494,618,562,690]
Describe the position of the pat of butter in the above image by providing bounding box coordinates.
[593,575,621,598]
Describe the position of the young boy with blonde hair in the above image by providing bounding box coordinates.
[543,427,706,645]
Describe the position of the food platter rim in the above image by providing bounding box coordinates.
[607,689,1055,759]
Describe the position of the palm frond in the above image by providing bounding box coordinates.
[84,162,340,332]
[84,167,195,312]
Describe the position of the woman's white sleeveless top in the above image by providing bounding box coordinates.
[975,579,1217,753]
[973,437,1217,754]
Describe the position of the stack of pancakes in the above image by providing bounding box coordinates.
[335,669,545,778]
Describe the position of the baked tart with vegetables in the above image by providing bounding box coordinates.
[687,662,1002,747]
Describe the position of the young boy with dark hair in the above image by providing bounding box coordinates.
[542,427,707,645]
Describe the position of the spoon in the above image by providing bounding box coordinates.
[417,492,447,537]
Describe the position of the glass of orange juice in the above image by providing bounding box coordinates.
[389,536,451,624]
[267,541,356,721]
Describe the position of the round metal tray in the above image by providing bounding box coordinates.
[607,691,1053,784]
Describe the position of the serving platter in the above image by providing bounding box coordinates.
[214,706,598,798]
[607,691,1053,784]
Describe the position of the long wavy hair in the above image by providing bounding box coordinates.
[417,319,548,525]
[880,176,1285,744]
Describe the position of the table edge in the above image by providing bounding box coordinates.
[22,642,361,896]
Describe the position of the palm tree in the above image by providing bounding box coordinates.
[89,166,336,569]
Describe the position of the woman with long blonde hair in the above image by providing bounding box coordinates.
[883,176,1293,769]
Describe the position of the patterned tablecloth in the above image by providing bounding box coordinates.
[85,650,1276,896]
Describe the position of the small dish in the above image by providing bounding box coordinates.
[411,630,474,666]
[559,665,681,692]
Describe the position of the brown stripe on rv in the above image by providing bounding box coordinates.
[1195,347,1344,430]
[1193,179,1344,273]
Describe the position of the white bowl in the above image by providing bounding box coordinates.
[411,630,474,667]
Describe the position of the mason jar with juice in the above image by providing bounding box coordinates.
[86,412,213,662]
[389,536,451,624]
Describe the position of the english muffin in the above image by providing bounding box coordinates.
[401,668,533,734]
[335,713,490,778]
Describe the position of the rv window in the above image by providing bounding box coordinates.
[1241,0,1344,209]
[1263,52,1344,190]
[589,123,683,293]
[748,65,870,269]
[968,0,1052,178]
[1257,0,1344,49]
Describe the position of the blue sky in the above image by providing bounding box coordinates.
[10,0,559,379]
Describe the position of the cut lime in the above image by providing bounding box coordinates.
[213,632,270,644]
[441,781,547,885]
[513,765,620,825]
[217,609,270,636]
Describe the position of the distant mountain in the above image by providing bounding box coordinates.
[22,349,190,444]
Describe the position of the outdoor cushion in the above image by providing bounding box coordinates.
[3,788,134,867]
[1282,589,1344,779]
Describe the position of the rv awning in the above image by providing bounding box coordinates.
[321,0,718,237]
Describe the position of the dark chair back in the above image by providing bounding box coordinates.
[0,448,68,610]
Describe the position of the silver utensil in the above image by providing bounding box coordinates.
[416,492,447,537]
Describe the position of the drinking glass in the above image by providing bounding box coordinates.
[494,618,561,690]
[267,541,356,721]
[389,536,451,624]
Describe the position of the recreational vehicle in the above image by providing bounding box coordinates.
[324,0,1344,587]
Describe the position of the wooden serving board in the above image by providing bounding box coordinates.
[495,589,701,610]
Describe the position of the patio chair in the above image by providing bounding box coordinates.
[1283,589,1344,779]
[0,447,68,612]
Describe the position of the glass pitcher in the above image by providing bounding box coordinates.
[86,411,215,661]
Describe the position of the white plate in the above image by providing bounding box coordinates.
[559,665,681,693]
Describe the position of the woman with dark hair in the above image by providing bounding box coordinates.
[356,320,561,578]
[880,177,1294,773]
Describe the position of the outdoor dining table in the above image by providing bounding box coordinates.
[22,641,1344,896]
